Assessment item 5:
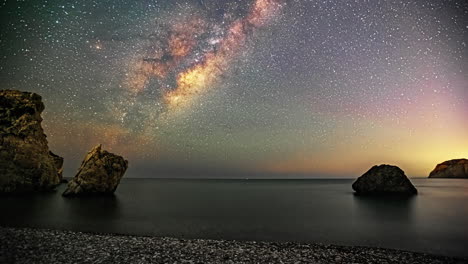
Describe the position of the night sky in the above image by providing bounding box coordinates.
[1,0,467,178]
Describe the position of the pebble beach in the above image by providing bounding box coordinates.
[1,227,466,264]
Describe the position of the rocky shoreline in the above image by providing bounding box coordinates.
[0,227,466,264]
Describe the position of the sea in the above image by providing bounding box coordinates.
[0,178,467,258]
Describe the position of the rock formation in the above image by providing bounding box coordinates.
[429,159,468,178]
[0,90,61,193]
[63,144,128,196]
[352,165,417,195]
[49,151,64,182]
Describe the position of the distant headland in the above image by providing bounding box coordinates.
[428,159,468,179]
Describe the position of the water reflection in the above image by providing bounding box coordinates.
[0,191,122,233]
[62,195,121,233]
[1,179,468,257]
[62,195,121,219]
[352,194,416,221]
[0,191,59,227]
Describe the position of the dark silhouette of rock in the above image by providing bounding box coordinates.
[63,144,128,196]
[49,151,64,182]
[0,90,61,193]
[352,165,417,195]
[429,159,468,178]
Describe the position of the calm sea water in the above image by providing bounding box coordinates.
[1,178,467,257]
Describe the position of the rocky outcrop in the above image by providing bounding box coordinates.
[429,159,468,178]
[63,144,128,196]
[49,151,64,182]
[352,165,417,195]
[0,90,61,193]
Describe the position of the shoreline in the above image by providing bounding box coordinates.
[1,227,466,264]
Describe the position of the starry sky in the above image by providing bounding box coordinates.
[1,0,467,178]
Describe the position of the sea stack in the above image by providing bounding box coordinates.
[49,151,64,182]
[429,159,468,178]
[0,90,62,193]
[352,165,417,195]
[63,144,128,196]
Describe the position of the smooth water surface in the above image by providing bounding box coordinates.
[1,178,467,257]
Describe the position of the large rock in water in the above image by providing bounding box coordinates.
[49,151,64,182]
[63,144,128,196]
[429,159,468,178]
[352,165,417,195]
[0,90,61,193]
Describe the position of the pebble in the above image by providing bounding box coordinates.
[0,227,466,264]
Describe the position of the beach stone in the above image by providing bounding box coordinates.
[352,165,417,195]
[0,90,61,193]
[429,159,468,178]
[0,227,464,264]
[63,144,128,196]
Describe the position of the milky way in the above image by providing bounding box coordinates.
[126,0,283,109]
[0,0,467,177]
